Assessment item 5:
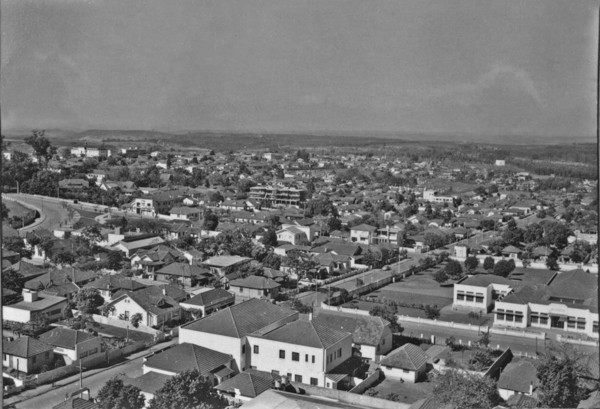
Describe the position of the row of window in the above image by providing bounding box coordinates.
[456,291,484,303]
[271,370,318,386]
[496,309,524,323]
[327,348,342,364]
[567,317,586,330]
[277,349,316,364]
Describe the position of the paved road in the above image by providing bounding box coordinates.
[3,194,70,234]
[8,338,178,409]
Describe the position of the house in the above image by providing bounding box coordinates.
[246,318,353,388]
[143,343,236,384]
[106,287,183,328]
[179,299,298,371]
[215,371,275,402]
[313,310,392,361]
[122,372,171,407]
[203,255,252,276]
[155,262,210,287]
[130,245,187,273]
[350,224,377,244]
[380,343,428,383]
[52,393,99,409]
[128,192,182,216]
[111,235,166,257]
[3,289,67,323]
[497,360,539,400]
[228,276,280,302]
[276,227,308,246]
[3,336,54,374]
[281,220,320,241]
[453,274,513,312]
[83,274,147,302]
[180,288,235,317]
[38,327,102,364]
[169,206,201,221]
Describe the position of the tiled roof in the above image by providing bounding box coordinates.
[460,274,512,287]
[181,289,234,308]
[505,393,538,408]
[83,274,147,292]
[203,255,252,268]
[4,336,53,358]
[261,320,350,349]
[110,287,182,316]
[498,361,539,393]
[548,269,597,302]
[229,275,280,290]
[24,269,97,290]
[181,298,297,338]
[52,398,99,409]
[122,372,171,394]
[215,372,273,398]
[38,327,97,350]
[313,310,388,346]
[381,343,428,370]
[145,343,232,376]
[156,262,208,278]
[351,224,377,232]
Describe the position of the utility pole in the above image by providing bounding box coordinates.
[77,361,86,389]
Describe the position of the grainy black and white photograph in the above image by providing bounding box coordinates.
[1,1,599,408]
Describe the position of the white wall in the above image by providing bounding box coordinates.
[380,365,423,383]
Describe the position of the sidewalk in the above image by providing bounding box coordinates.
[5,337,178,406]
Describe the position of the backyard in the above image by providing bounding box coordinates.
[366,378,435,404]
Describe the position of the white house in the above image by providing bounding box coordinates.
[3,289,67,324]
[106,287,182,328]
[497,360,538,400]
[380,343,428,383]
[276,227,308,246]
[453,275,512,312]
[350,224,377,244]
[246,318,353,388]
[180,288,235,317]
[228,276,280,302]
[179,299,298,371]
[38,327,102,364]
[3,337,54,375]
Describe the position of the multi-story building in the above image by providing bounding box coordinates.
[128,192,181,216]
[246,318,352,388]
[350,224,377,244]
[3,289,67,324]
[423,190,454,204]
[249,186,306,207]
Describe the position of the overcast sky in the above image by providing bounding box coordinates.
[1,0,598,138]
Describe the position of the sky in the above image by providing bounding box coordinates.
[1,0,599,139]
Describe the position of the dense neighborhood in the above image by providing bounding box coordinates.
[1,133,598,409]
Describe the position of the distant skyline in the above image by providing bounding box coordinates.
[1,0,599,139]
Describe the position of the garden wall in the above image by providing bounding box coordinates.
[349,370,383,395]
[290,382,409,409]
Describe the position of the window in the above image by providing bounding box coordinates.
[531,315,539,324]
[466,292,474,302]
[567,317,576,329]
[515,315,523,323]
[254,345,259,354]
[457,291,465,301]
[287,373,292,379]
[272,370,280,376]
[337,348,342,358]
[403,369,409,373]
[312,355,315,363]
[577,318,586,330]
[279,350,285,359]
[475,294,484,303]
[305,354,308,362]
[292,352,300,361]
[310,378,318,386]
[239,287,244,293]
[593,321,599,333]
[294,375,303,383]
[242,345,246,354]
[540,315,548,325]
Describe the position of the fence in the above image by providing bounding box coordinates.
[483,348,513,379]
[349,370,382,395]
[451,254,598,274]
[556,334,599,347]
[320,302,371,316]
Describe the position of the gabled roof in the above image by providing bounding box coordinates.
[181,298,297,339]
[260,320,350,349]
[460,274,512,287]
[314,310,389,346]
[229,275,280,290]
[203,255,252,268]
[122,372,170,395]
[83,274,146,292]
[38,327,97,350]
[24,269,97,290]
[4,336,53,358]
[215,372,273,398]
[548,269,597,302]
[145,343,232,376]
[156,262,208,278]
[380,343,428,370]
[498,360,538,393]
[110,286,183,316]
[52,397,99,409]
[350,224,377,232]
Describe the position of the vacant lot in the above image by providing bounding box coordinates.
[5,200,34,218]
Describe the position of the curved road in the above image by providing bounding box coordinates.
[2,194,70,233]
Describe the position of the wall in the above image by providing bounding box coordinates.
[179,328,242,371]
[380,365,421,383]
[349,370,382,394]
[92,314,165,340]
[289,382,410,409]
[483,348,513,379]
[3,306,32,323]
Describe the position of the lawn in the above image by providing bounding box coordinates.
[91,322,155,343]
[75,209,103,227]
[369,378,435,404]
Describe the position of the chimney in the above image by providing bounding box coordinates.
[308,312,313,321]
[23,289,38,303]
[529,381,533,395]
[162,287,167,296]
[115,227,121,235]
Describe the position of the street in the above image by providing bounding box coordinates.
[2,194,70,233]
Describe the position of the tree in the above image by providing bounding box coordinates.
[444,260,463,279]
[260,228,278,247]
[25,130,56,166]
[464,256,479,273]
[424,304,440,320]
[543,221,572,249]
[304,196,338,217]
[291,299,313,314]
[3,236,32,259]
[493,259,515,277]
[433,371,501,409]
[478,330,491,348]
[370,305,403,333]
[107,251,125,270]
[423,232,446,250]
[148,369,228,409]
[434,269,448,284]
[97,377,145,409]
[537,353,582,408]
[74,288,105,315]
[63,304,74,319]
[546,255,560,271]
[2,269,25,294]
[483,256,495,271]
[201,210,219,231]
[326,217,342,233]
[101,304,116,317]
[130,313,143,328]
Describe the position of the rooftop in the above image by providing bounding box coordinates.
[145,343,232,376]
[260,319,350,349]
[38,327,98,349]
[4,336,53,358]
[380,343,428,371]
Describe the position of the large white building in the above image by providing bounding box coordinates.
[246,318,353,388]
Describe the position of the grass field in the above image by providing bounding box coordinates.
[75,209,102,227]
